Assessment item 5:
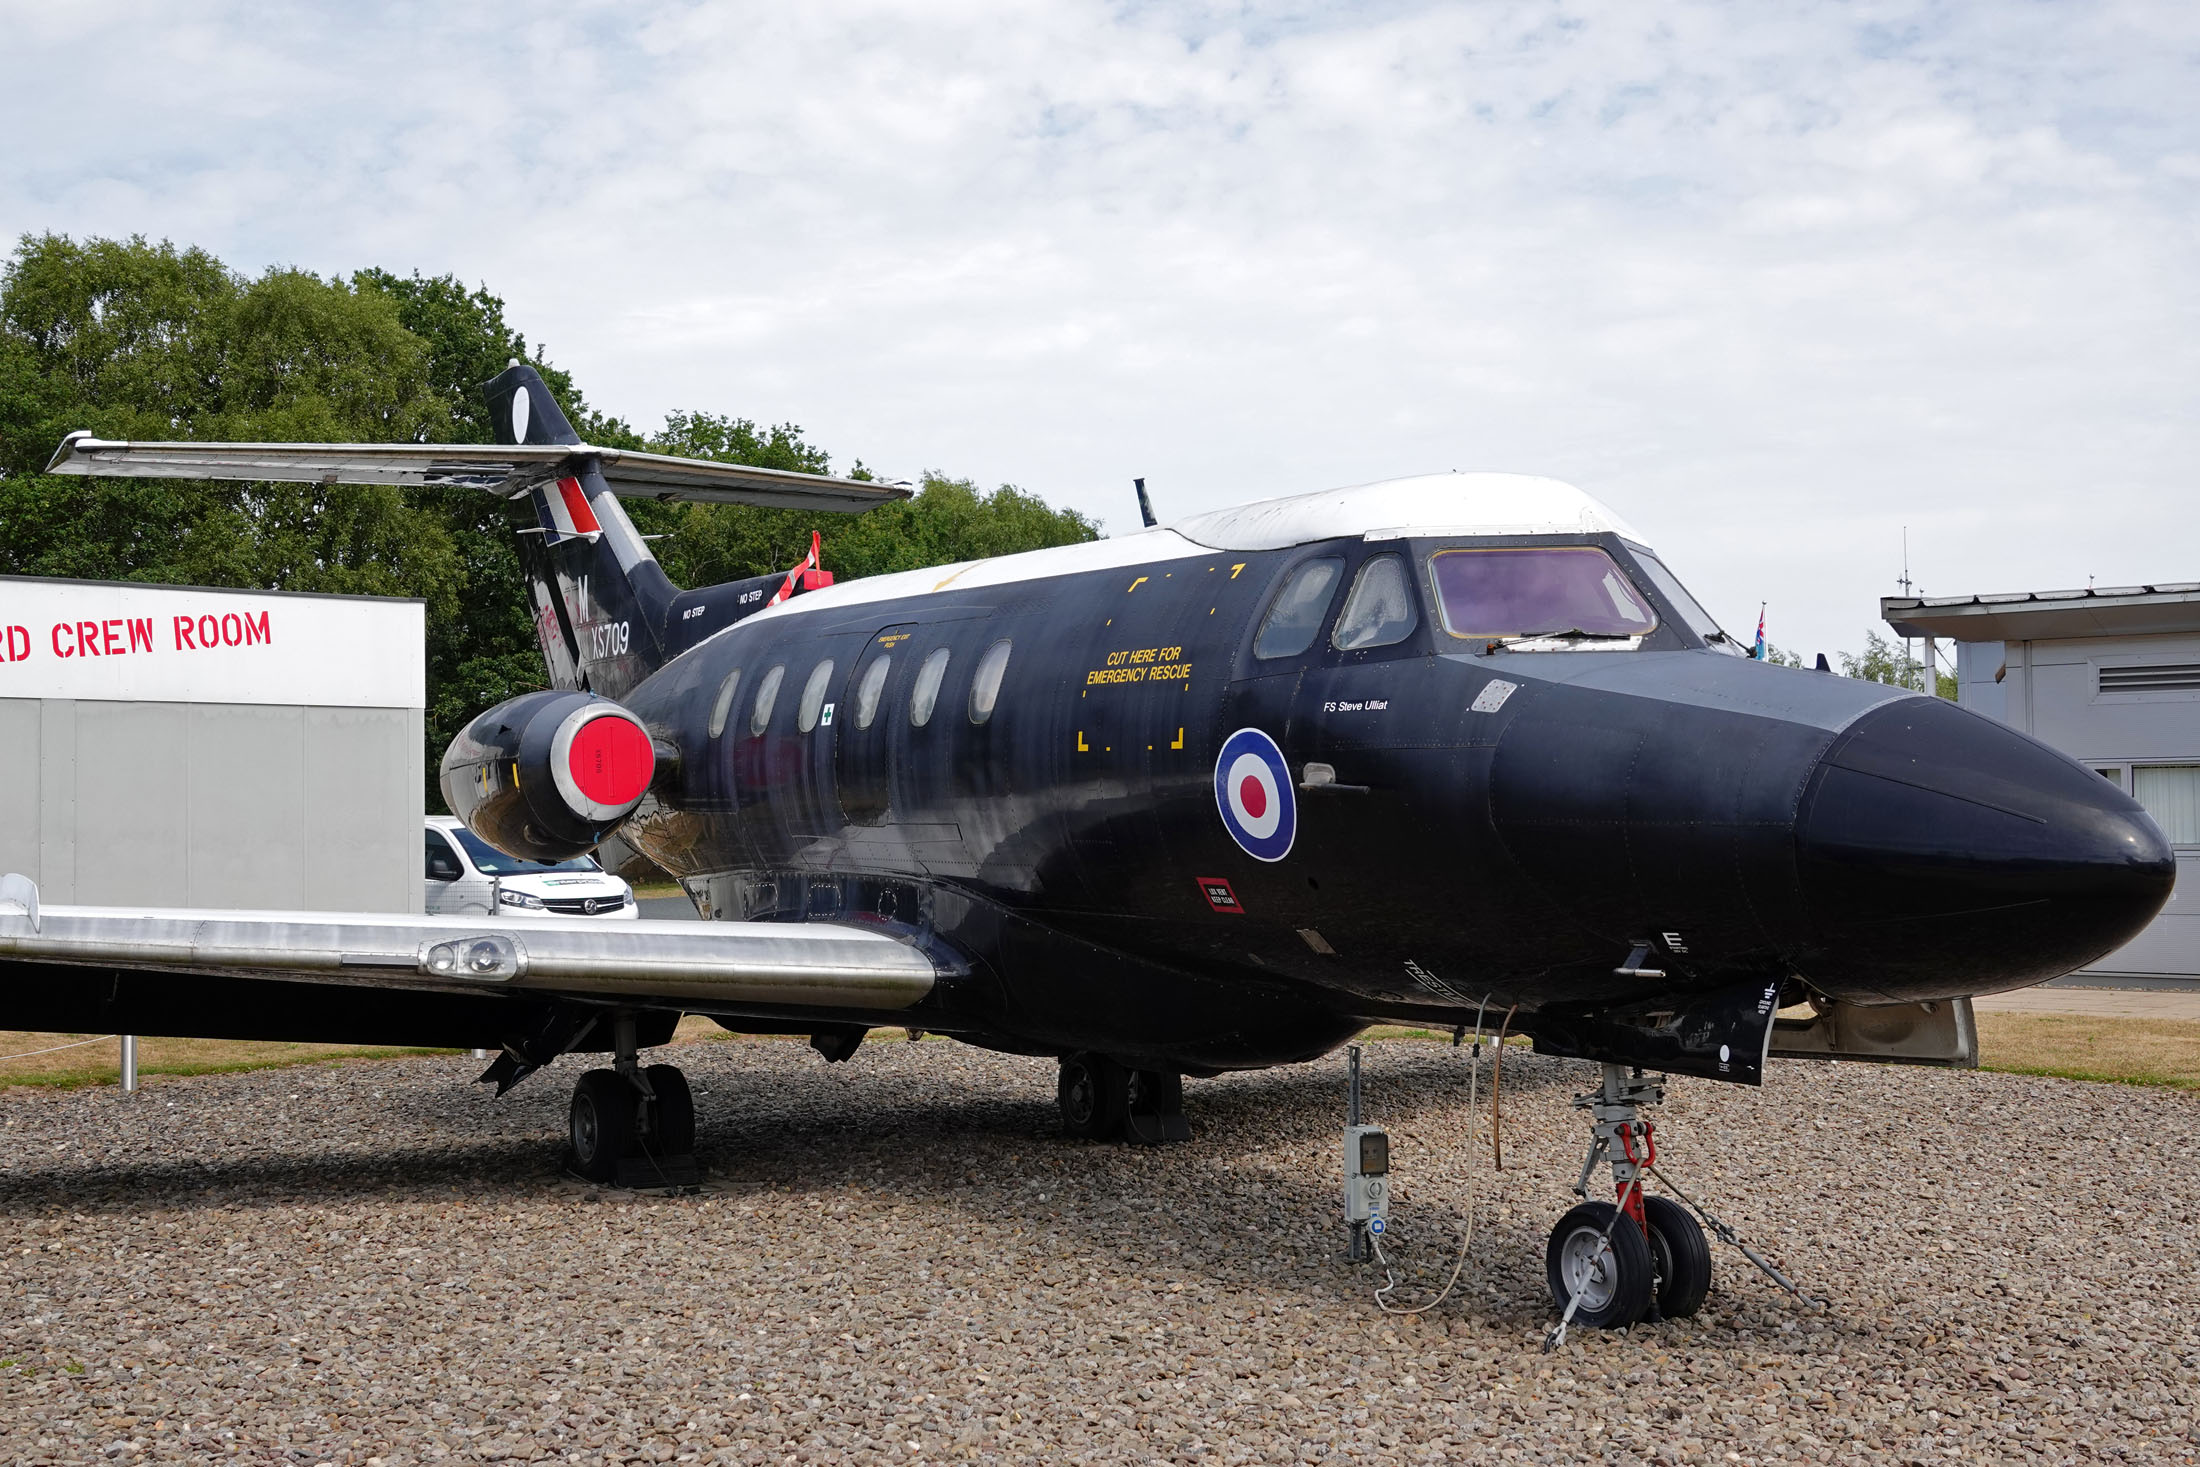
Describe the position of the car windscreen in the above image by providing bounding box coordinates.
[447,827,602,877]
[1426,546,1657,640]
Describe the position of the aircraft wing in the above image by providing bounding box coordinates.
[42,432,910,514]
[0,877,945,1012]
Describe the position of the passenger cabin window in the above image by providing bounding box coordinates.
[749,664,785,735]
[854,654,891,730]
[1254,558,1343,659]
[1427,547,1656,641]
[969,640,1012,724]
[910,647,951,726]
[707,668,741,737]
[797,660,835,732]
[1331,555,1418,651]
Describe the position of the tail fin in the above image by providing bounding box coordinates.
[487,365,679,700]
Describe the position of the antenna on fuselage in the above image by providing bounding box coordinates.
[1134,477,1157,529]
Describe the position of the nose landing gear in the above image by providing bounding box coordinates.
[567,1012,700,1187]
[1544,1064,1710,1342]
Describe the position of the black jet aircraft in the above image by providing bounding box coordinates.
[4,365,2173,1329]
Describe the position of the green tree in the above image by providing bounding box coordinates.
[0,234,458,606]
[1837,630,1956,698]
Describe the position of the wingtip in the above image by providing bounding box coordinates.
[44,429,95,475]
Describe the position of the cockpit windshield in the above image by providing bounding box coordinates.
[1426,547,1657,641]
[1630,551,1747,655]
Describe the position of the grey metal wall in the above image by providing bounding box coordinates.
[1956,632,2198,978]
[0,698,423,914]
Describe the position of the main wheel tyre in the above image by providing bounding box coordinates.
[643,1064,695,1157]
[1545,1202,1654,1329]
[1057,1053,1127,1140]
[1123,1069,1188,1144]
[1643,1195,1712,1319]
[569,1068,639,1183]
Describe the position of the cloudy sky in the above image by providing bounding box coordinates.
[5,1,2196,658]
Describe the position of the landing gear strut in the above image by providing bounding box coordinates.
[567,1011,700,1187]
[1544,1064,1710,1336]
[1057,1052,1191,1144]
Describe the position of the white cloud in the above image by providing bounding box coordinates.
[3,0,2197,656]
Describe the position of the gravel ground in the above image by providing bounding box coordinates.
[2,1037,2195,1465]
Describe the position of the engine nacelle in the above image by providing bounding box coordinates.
[440,690,656,863]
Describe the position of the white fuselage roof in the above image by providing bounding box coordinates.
[741,472,1643,628]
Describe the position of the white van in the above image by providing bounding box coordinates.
[423,815,639,919]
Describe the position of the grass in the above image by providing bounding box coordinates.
[0,1033,465,1090]
[1971,1010,2200,1091]
[8,1012,2197,1094]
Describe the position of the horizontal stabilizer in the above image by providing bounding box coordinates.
[44,433,910,514]
[0,878,950,1012]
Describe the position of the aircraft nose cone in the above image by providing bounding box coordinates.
[1793,698,2174,1002]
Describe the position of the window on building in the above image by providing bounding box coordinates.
[910,647,951,727]
[1331,555,1418,651]
[1427,546,1657,641]
[2094,767,2124,791]
[854,654,892,730]
[797,660,836,732]
[970,640,1012,724]
[749,664,785,736]
[707,668,741,738]
[1254,558,1343,659]
[2134,765,2200,845]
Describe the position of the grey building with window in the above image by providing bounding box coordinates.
[1883,583,2200,979]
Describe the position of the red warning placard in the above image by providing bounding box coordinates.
[1195,876,1245,915]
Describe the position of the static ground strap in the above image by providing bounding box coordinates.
[1647,1163,1828,1313]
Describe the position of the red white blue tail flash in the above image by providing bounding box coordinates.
[532,476,603,545]
[1214,727,1296,862]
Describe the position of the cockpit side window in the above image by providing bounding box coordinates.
[1331,554,1419,651]
[1426,547,1657,641]
[1253,557,1344,659]
[1630,551,1743,654]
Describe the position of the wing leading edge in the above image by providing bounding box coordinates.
[43,433,911,514]
[0,877,947,1012]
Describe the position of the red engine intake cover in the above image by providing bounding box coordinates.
[550,706,656,822]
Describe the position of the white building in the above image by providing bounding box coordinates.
[0,575,424,913]
[1883,583,2199,980]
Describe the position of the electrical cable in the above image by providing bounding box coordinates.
[1369,1004,1501,1316]
[0,1034,120,1060]
[1491,1003,1516,1170]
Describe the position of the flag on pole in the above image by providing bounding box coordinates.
[1753,604,1767,660]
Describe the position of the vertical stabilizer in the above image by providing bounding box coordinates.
[486,365,679,700]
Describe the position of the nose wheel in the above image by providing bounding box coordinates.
[1545,1064,1712,1336]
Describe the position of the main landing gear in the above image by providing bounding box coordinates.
[1544,1064,1711,1336]
[1057,1052,1192,1144]
[567,1012,701,1187]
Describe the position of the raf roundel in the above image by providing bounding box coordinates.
[1214,727,1296,862]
